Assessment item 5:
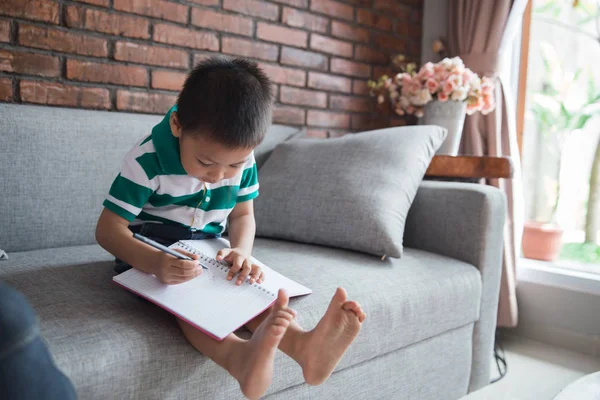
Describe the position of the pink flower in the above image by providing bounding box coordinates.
[442,80,455,96]
[466,104,478,115]
[438,92,449,102]
[417,62,435,80]
[395,107,405,116]
[448,73,463,88]
[406,105,416,115]
[426,78,440,94]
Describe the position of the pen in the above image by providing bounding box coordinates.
[133,233,208,270]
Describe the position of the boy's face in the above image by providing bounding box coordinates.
[170,113,253,184]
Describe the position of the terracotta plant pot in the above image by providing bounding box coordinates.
[522,221,564,261]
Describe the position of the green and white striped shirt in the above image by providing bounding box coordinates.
[103,106,259,234]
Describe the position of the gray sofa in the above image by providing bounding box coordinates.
[0,104,506,400]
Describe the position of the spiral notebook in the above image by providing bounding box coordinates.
[113,238,312,341]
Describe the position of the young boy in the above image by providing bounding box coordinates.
[96,58,366,400]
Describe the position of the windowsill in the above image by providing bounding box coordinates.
[517,257,600,296]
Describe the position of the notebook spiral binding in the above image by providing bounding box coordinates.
[175,242,276,298]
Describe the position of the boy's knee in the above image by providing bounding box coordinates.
[0,282,39,357]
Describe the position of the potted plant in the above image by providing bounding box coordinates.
[523,43,598,261]
[368,55,496,155]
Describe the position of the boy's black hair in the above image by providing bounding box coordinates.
[176,57,273,149]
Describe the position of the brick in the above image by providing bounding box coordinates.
[310,0,353,21]
[372,32,408,51]
[154,24,219,51]
[222,37,278,61]
[308,72,352,93]
[192,9,253,36]
[356,9,392,31]
[190,0,219,4]
[257,23,308,48]
[406,23,422,39]
[372,66,393,78]
[306,129,328,138]
[331,22,369,43]
[351,114,387,131]
[270,0,308,7]
[273,106,305,125]
[67,60,147,87]
[114,0,188,24]
[18,24,108,57]
[0,77,12,101]
[280,86,327,108]
[259,63,306,87]
[1,0,59,23]
[223,0,279,21]
[151,70,187,91]
[0,50,59,77]
[373,0,409,19]
[193,53,213,65]
[115,42,189,69]
[282,8,328,33]
[331,58,371,78]
[65,6,149,39]
[117,90,177,114]
[343,0,372,4]
[73,0,109,6]
[307,110,350,128]
[411,9,423,23]
[354,45,388,64]
[390,117,407,127]
[330,94,369,112]
[20,80,110,109]
[281,47,328,71]
[352,79,369,95]
[310,34,353,58]
[0,20,10,42]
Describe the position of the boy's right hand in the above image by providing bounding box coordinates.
[151,250,201,285]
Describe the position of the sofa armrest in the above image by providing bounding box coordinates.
[404,180,506,392]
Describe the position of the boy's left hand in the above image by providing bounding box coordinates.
[216,247,265,285]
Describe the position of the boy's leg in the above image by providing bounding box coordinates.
[245,287,366,386]
[178,290,295,400]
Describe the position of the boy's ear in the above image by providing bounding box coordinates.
[170,112,182,138]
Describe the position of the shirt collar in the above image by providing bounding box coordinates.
[151,105,187,175]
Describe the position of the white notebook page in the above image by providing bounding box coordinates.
[113,238,311,340]
[179,238,312,298]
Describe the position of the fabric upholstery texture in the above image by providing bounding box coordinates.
[0,104,301,252]
[404,181,506,392]
[0,239,480,399]
[254,126,447,258]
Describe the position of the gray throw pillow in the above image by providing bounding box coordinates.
[254,125,447,258]
[255,125,303,169]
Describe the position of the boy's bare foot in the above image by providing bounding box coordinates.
[231,290,295,400]
[299,288,366,386]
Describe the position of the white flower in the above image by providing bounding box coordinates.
[390,89,399,99]
[415,109,424,118]
[410,89,432,106]
[399,96,410,108]
[451,88,468,101]
[441,58,453,69]
[451,57,464,68]
[377,95,385,104]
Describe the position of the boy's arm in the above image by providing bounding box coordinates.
[95,208,201,284]
[227,200,256,256]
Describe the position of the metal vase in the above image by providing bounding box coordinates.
[422,100,467,156]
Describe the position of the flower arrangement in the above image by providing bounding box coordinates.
[368,55,496,118]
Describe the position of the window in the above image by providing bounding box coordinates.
[521,0,600,270]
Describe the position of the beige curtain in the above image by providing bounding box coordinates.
[447,0,527,328]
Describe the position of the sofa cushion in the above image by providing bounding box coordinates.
[255,125,302,170]
[0,103,299,253]
[0,240,480,399]
[254,126,447,258]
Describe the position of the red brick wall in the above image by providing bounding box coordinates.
[0,0,422,137]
